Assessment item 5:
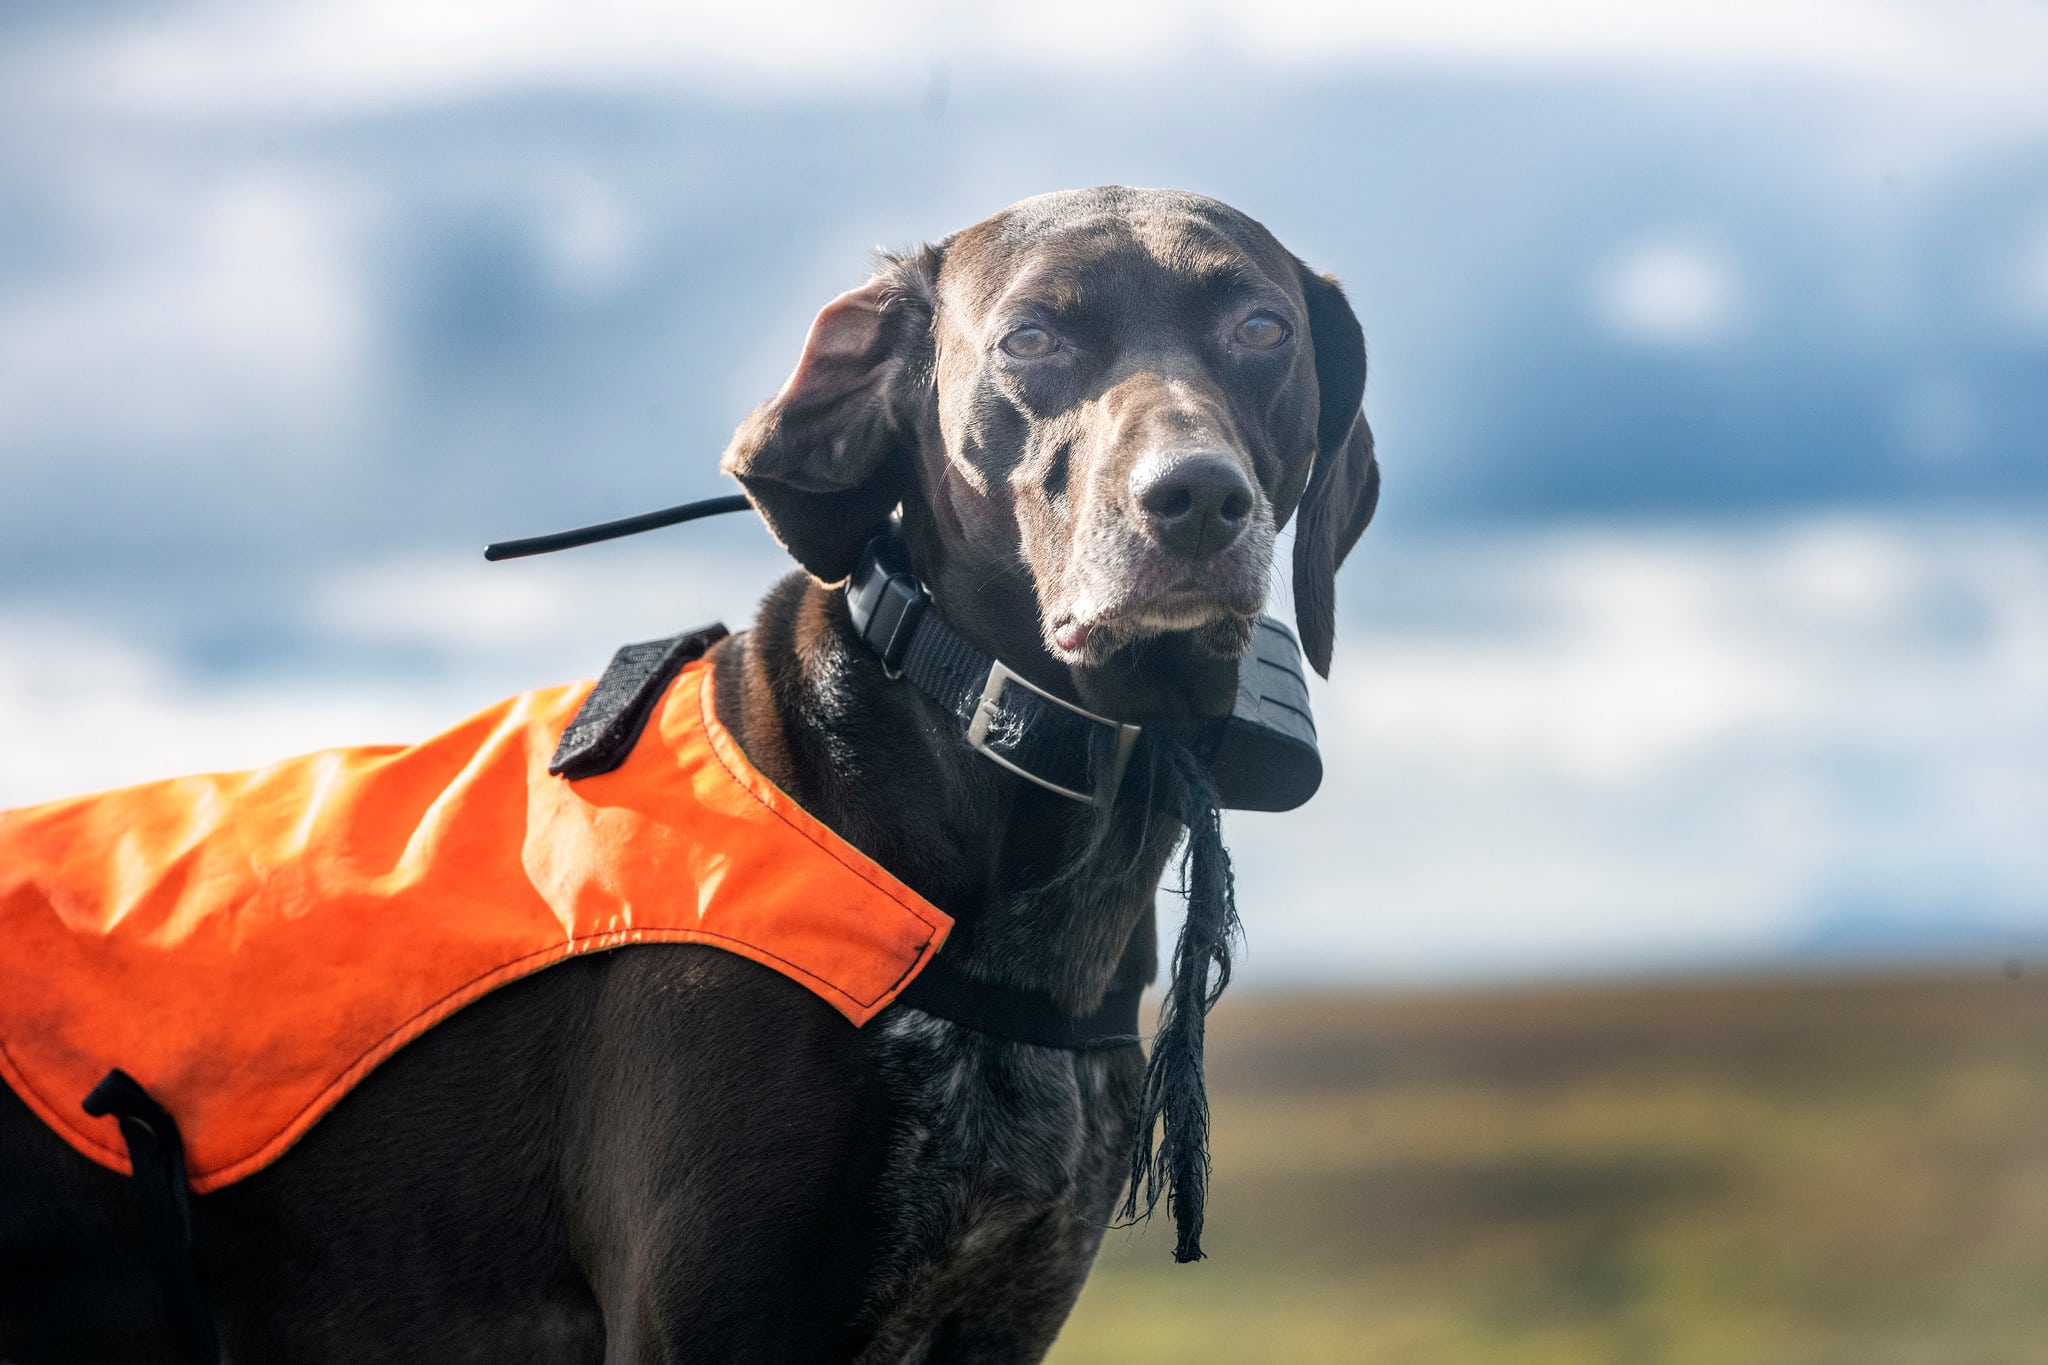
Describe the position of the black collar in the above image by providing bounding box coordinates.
[846,535,1142,805]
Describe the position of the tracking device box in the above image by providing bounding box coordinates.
[1200,615,1321,812]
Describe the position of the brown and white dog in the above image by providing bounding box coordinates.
[0,186,1379,1364]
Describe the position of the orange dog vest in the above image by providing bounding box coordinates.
[0,651,952,1191]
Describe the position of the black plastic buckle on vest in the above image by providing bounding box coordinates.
[81,1070,221,1365]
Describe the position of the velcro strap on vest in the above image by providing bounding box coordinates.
[549,624,729,779]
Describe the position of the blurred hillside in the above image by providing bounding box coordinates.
[1056,968,2048,1364]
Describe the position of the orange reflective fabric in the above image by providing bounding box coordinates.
[0,658,951,1191]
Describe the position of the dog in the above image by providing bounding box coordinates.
[0,185,1379,1364]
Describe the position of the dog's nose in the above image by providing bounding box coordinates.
[1134,454,1255,559]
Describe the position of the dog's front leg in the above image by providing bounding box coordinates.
[569,946,896,1364]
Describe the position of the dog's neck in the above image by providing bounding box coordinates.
[712,574,1171,1015]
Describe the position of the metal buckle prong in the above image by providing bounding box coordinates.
[964,659,1141,805]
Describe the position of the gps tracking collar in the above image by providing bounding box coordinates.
[845,535,1322,812]
[486,495,1324,814]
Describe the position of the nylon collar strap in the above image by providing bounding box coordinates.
[845,536,1141,806]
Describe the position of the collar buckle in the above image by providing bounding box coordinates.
[965,658,1141,805]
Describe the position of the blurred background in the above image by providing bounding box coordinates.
[3,2,2044,1359]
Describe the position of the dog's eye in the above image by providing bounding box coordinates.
[1000,325,1057,359]
[1233,312,1291,349]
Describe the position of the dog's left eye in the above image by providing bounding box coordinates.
[1000,325,1057,359]
[1233,312,1291,349]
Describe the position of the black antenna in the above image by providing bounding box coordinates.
[484,494,751,561]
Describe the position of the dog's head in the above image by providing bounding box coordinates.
[723,186,1379,719]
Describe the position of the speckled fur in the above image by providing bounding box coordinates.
[854,1012,1143,1363]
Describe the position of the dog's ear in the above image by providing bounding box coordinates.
[1290,266,1381,677]
[721,251,937,583]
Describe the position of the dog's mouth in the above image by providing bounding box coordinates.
[1048,593,1258,669]
[1052,606,1253,720]
[1043,511,1276,715]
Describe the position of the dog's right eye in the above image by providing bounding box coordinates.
[1000,325,1057,359]
[1233,312,1292,350]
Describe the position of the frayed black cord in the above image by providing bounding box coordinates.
[1042,721,1168,895]
[1118,739,1241,1262]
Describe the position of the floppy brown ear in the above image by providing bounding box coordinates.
[721,252,936,583]
[1290,267,1381,677]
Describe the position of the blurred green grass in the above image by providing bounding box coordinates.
[1051,969,2048,1365]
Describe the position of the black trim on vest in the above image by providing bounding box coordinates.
[549,624,729,779]
[81,1070,221,1365]
[896,956,1145,1051]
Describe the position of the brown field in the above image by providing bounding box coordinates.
[1049,967,2048,1365]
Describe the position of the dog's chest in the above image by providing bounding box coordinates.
[855,1010,1143,1362]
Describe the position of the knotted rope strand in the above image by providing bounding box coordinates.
[1119,740,1241,1262]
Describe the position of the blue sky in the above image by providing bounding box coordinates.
[2,0,2044,981]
